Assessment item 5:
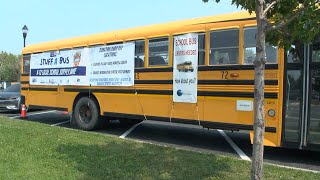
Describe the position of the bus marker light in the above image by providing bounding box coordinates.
[230,73,239,78]
[268,109,275,117]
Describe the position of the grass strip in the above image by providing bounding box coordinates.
[0,117,319,180]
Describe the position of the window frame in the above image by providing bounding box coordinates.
[198,33,206,66]
[148,36,169,67]
[133,39,145,69]
[209,28,240,65]
[243,26,279,64]
[22,54,31,75]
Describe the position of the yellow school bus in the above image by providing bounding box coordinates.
[21,11,320,150]
[177,61,194,72]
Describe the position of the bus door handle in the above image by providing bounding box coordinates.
[230,73,239,78]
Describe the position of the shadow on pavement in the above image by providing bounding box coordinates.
[127,121,236,156]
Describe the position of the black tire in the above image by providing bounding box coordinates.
[73,97,102,130]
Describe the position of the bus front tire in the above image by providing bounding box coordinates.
[73,97,101,130]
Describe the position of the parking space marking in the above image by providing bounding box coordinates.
[51,120,70,126]
[119,122,143,139]
[218,129,251,161]
[265,162,320,174]
[9,110,57,119]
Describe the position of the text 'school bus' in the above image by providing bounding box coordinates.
[21,11,320,151]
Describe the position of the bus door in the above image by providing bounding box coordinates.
[283,36,320,149]
[307,37,320,148]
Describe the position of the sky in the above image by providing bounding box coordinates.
[0,0,241,55]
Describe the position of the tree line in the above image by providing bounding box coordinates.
[0,51,21,82]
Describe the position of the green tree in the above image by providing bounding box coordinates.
[203,0,319,179]
[0,51,21,82]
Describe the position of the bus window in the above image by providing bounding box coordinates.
[135,40,145,68]
[198,33,205,65]
[244,27,278,64]
[209,29,239,65]
[23,54,30,74]
[148,37,169,66]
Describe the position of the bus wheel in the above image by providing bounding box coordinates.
[73,97,101,130]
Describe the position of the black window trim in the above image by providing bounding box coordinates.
[209,28,240,65]
[243,26,279,65]
[148,36,169,67]
[22,54,31,74]
[134,40,146,69]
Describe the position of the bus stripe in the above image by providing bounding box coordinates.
[20,81,29,84]
[24,87,278,99]
[135,68,173,72]
[198,91,277,98]
[135,80,172,84]
[20,80,278,85]
[199,64,278,71]
[134,64,278,72]
[26,88,58,91]
[135,80,278,85]
[103,112,277,133]
[28,105,68,111]
[199,80,278,85]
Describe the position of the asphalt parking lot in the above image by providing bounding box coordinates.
[1,109,320,173]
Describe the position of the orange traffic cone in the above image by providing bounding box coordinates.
[20,104,27,119]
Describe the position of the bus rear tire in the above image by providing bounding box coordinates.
[73,97,102,130]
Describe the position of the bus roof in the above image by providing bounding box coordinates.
[22,11,255,54]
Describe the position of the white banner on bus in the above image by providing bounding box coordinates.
[88,43,135,86]
[30,48,89,86]
[173,33,198,103]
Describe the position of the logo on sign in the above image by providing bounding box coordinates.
[73,52,81,67]
[50,52,56,57]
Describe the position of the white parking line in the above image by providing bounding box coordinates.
[265,162,320,174]
[9,110,57,119]
[217,129,251,161]
[119,122,142,139]
[51,120,70,126]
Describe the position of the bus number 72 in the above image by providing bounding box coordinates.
[221,71,229,79]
